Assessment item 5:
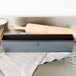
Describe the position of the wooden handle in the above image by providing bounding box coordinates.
[11,25,25,30]
[0,28,4,37]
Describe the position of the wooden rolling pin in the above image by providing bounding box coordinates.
[11,23,76,40]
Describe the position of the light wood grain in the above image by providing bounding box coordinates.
[0,28,4,37]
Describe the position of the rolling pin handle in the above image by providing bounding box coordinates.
[11,25,25,30]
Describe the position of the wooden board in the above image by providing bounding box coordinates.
[0,28,4,37]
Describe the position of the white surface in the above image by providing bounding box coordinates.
[0,18,7,25]
[0,0,76,16]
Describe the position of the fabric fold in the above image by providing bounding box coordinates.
[0,52,71,76]
[0,54,21,76]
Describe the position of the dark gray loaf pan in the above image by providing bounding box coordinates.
[2,34,74,52]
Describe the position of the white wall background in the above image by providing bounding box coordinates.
[0,0,76,16]
[0,0,76,30]
[0,16,76,30]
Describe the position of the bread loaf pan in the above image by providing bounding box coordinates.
[2,34,74,52]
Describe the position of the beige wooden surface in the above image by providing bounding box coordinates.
[0,28,4,37]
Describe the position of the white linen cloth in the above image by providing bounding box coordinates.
[0,51,71,76]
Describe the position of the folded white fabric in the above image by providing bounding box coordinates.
[6,53,46,76]
[40,52,71,64]
[0,53,47,76]
[0,52,71,76]
[0,54,21,76]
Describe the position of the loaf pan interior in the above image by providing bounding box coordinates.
[2,34,74,41]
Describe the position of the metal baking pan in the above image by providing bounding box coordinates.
[2,34,74,52]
